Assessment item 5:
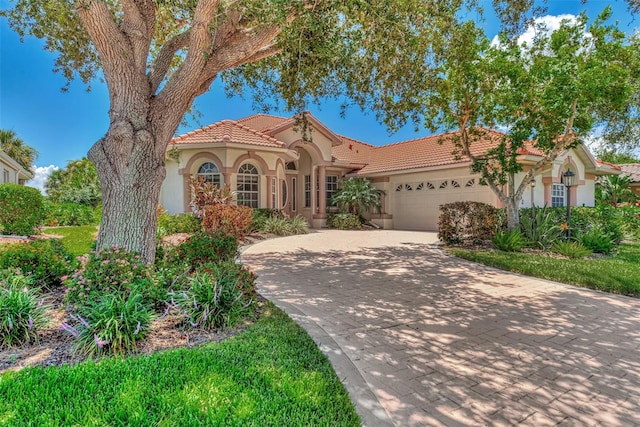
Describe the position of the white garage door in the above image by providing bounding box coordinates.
[392,178,495,230]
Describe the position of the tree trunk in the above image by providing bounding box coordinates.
[505,198,520,231]
[88,124,167,264]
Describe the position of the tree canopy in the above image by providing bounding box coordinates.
[0,129,38,172]
[45,157,101,207]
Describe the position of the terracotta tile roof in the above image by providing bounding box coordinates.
[619,163,640,182]
[331,135,375,164]
[236,114,289,132]
[170,120,285,148]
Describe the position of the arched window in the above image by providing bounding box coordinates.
[237,163,259,208]
[197,162,221,187]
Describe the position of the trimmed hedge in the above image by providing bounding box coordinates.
[0,184,45,236]
[327,213,362,230]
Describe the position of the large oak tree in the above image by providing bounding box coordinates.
[2,0,468,262]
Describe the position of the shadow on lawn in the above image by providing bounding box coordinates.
[243,240,640,426]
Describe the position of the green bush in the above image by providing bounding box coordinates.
[64,289,155,357]
[439,201,506,245]
[261,215,310,236]
[157,211,201,237]
[519,206,562,249]
[44,202,99,226]
[0,183,46,236]
[327,213,362,230]
[552,241,593,259]
[618,206,640,241]
[0,272,49,348]
[173,232,238,266]
[580,226,615,254]
[252,208,284,232]
[173,262,257,330]
[0,239,74,289]
[492,230,526,252]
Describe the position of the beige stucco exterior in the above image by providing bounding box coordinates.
[0,150,32,185]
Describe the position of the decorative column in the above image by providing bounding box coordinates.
[182,173,191,212]
[266,175,274,209]
[317,165,327,216]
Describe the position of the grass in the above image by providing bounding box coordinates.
[45,225,97,257]
[0,302,360,426]
[450,242,640,297]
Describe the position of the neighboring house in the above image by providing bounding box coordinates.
[160,113,619,230]
[0,149,33,185]
[618,164,640,197]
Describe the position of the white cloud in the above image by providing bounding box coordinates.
[25,165,58,195]
[491,14,579,47]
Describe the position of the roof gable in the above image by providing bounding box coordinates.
[171,119,285,148]
[619,164,640,182]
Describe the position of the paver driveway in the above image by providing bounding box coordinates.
[241,230,640,426]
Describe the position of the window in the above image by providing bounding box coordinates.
[326,175,339,206]
[552,183,565,207]
[2,169,9,183]
[304,175,311,208]
[197,162,220,187]
[237,163,259,208]
[395,184,403,192]
[416,183,424,191]
[292,177,297,212]
[285,162,297,170]
[465,179,475,187]
[271,177,277,209]
[451,180,460,188]
[439,181,448,189]
[282,180,288,208]
[405,184,413,191]
[426,182,435,190]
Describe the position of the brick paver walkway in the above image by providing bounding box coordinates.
[242,230,640,426]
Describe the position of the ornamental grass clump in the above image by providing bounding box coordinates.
[492,230,526,252]
[0,271,49,348]
[552,241,593,259]
[173,262,257,330]
[262,215,309,236]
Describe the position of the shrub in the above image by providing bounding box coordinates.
[492,230,526,252]
[519,206,562,249]
[173,262,257,330]
[552,241,593,259]
[580,226,615,254]
[252,208,284,232]
[173,232,238,267]
[0,183,46,236]
[0,272,49,348]
[64,289,154,357]
[439,202,505,245]
[0,239,74,289]
[157,209,201,237]
[202,204,253,238]
[44,202,98,226]
[64,246,150,305]
[262,215,310,236]
[327,213,362,230]
[618,206,640,241]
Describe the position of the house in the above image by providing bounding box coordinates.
[618,164,640,197]
[160,113,619,230]
[0,149,33,185]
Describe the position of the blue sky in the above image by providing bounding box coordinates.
[0,0,637,184]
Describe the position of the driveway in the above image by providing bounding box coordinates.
[241,230,640,426]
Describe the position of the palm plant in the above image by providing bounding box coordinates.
[331,177,382,216]
[596,175,636,207]
[0,129,38,172]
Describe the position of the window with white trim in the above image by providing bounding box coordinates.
[282,180,288,209]
[237,163,259,208]
[551,183,565,207]
[2,169,9,183]
[292,177,297,212]
[271,177,277,209]
[326,175,339,207]
[304,175,311,208]
[197,162,221,187]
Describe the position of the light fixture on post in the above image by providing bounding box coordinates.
[563,169,576,239]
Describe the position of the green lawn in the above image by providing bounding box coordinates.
[450,242,640,297]
[45,225,98,257]
[0,303,360,426]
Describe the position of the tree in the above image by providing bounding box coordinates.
[331,177,381,217]
[594,149,640,165]
[45,158,102,207]
[0,129,38,172]
[1,0,468,263]
[410,11,638,230]
[596,174,637,207]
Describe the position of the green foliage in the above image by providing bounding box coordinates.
[0,239,73,289]
[519,206,562,250]
[618,206,640,241]
[439,201,505,245]
[552,241,593,259]
[0,303,360,426]
[580,226,615,254]
[327,213,362,230]
[596,174,637,207]
[595,149,640,165]
[0,129,37,172]
[64,246,150,306]
[45,158,101,207]
[262,215,310,236]
[157,210,201,237]
[202,204,253,239]
[44,202,99,226]
[251,208,284,232]
[173,232,238,267]
[0,183,46,236]
[65,289,155,357]
[492,230,526,252]
[173,262,257,330]
[331,177,381,216]
[0,271,49,348]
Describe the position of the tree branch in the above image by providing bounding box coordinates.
[121,0,155,71]
[148,30,191,94]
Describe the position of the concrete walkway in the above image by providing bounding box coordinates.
[241,230,640,426]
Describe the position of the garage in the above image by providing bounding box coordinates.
[391,178,496,230]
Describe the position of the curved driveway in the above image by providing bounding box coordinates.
[242,230,640,426]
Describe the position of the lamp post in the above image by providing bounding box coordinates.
[563,169,576,240]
